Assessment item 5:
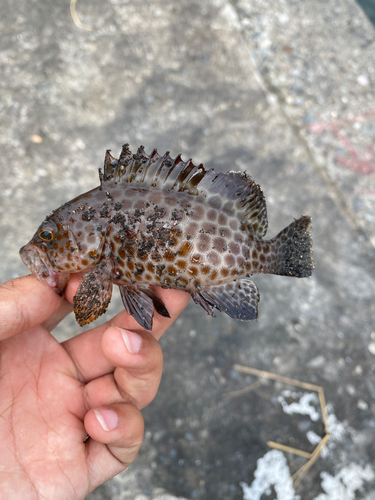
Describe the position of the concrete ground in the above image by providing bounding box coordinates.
[1,0,375,498]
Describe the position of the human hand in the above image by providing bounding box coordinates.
[0,274,190,499]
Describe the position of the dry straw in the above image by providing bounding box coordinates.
[224,364,330,488]
[70,0,93,31]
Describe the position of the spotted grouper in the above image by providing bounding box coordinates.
[20,144,313,330]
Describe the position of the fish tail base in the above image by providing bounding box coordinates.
[270,215,313,278]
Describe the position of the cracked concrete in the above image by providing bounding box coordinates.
[1,0,375,498]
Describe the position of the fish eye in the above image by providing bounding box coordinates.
[38,219,57,242]
[39,230,54,242]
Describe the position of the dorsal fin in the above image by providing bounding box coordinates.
[200,171,268,237]
[99,145,268,238]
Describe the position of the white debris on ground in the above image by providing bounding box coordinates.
[241,454,375,500]
[240,394,374,499]
[240,450,300,500]
[306,407,346,459]
[314,463,375,500]
[277,390,320,421]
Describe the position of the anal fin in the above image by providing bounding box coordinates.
[73,269,113,326]
[192,279,260,321]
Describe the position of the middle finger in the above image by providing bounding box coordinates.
[83,326,163,410]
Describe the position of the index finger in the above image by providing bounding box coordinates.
[0,275,64,341]
[62,286,190,383]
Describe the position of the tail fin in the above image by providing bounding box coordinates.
[270,215,313,278]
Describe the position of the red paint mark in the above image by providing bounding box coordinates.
[308,108,375,175]
[361,187,375,198]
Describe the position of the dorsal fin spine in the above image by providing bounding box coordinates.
[173,154,182,164]
[102,150,117,183]
[181,163,204,191]
[144,155,163,185]
[118,143,131,163]
[156,155,186,190]
[100,145,268,237]
[153,153,173,185]
[150,148,159,159]
[139,153,155,184]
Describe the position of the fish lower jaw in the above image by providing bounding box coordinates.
[43,271,69,294]
[20,244,69,294]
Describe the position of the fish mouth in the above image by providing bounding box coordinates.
[19,243,69,295]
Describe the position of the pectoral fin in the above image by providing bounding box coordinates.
[192,279,260,321]
[73,269,113,326]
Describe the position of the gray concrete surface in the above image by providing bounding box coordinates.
[1,0,375,499]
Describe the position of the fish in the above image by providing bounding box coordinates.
[20,144,313,330]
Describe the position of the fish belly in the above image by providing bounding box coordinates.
[109,192,253,291]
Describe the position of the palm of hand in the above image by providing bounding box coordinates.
[0,275,190,499]
[1,327,94,498]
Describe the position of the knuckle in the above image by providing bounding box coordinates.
[123,403,144,440]
[114,368,161,409]
[143,332,163,364]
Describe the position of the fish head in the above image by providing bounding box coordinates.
[20,196,106,294]
[20,217,70,294]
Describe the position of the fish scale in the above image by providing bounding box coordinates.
[20,144,314,330]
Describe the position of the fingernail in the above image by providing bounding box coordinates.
[94,408,118,431]
[116,327,142,354]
